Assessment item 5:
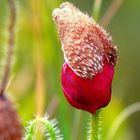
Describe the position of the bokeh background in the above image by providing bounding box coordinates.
[0,0,140,140]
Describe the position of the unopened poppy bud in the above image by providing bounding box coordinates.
[52,2,118,114]
[0,96,22,139]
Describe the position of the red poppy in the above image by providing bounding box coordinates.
[53,2,118,114]
[61,58,114,114]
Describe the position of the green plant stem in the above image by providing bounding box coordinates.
[90,110,101,140]
[92,0,102,21]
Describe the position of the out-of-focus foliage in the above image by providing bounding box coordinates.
[0,0,140,140]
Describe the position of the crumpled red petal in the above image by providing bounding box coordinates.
[61,58,114,114]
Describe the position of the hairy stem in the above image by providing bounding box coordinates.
[90,110,101,140]
[0,0,16,95]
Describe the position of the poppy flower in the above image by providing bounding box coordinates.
[52,2,118,114]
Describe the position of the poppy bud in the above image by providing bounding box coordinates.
[52,2,118,114]
[0,96,22,139]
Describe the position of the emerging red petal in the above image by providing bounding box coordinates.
[61,58,114,114]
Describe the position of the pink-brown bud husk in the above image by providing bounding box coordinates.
[52,2,118,79]
[0,96,22,140]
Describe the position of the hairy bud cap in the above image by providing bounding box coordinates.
[53,2,118,79]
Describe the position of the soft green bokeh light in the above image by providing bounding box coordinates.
[0,0,140,139]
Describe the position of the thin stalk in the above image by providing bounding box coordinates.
[30,0,45,139]
[30,0,45,118]
[0,0,16,95]
[47,95,59,117]
[90,110,101,140]
[100,0,124,28]
[92,0,102,21]
[106,102,140,140]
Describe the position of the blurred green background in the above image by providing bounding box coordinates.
[0,0,140,140]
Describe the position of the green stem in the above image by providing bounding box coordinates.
[92,0,102,21]
[90,110,101,140]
